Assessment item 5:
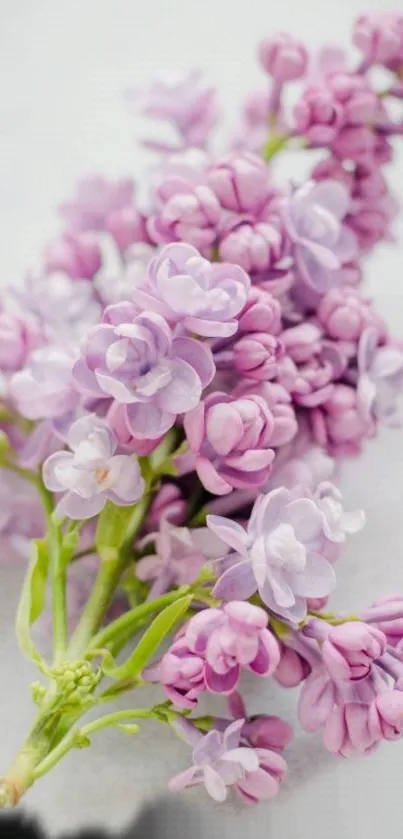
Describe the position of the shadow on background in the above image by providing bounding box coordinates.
[0,797,202,839]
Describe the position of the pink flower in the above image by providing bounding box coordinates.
[170,719,287,805]
[219,217,293,276]
[311,384,372,456]
[233,332,283,381]
[44,232,102,280]
[318,286,385,342]
[294,86,344,145]
[184,392,276,495]
[353,12,403,68]
[322,622,386,681]
[258,33,308,82]
[237,287,282,335]
[323,702,378,757]
[273,643,311,687]
[0,304,41,373]
[147,174,221,252]
[368,691,403,741]
[207,152,272,214]
[358,328,403,427]
[235,381,298,447]
[146,484,187,530]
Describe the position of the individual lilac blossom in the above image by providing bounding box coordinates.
[136,519,225,595]
[0,301,41,373]
[133,242,250,338]
[73,309,215,439]
[207,153,272,215]
[232,332,283,381]
[258,33,308,81]
[353,12,403,68]
[273,642,311,687]
[170,719,287,804]
[332,125,376,165]
[184,393,276,496]
[11,346,79,421]
[42,414,144,520]
[329,72,379,126]
[105,401,163,456]
[368,691,403,741]
[227,692,293,753]
[346,166,397,252]
[16,272,101,343]
[311,384,373,457]
[358,328,403,427]
[95,243,155,305]
[208,486,339,622]
[323,701,379,757]
[151,602,280,706]
[294,86,344,146]
[281,180,357,293]
[318,286,385,342]
[59,176,147,252]
[321,621,386,682]
[219,217,293,277]
[127,69,219,150]
[237,287,282,336]
[235,381,298,448]
[314,482,365,543]
[146,484,187,531]
[44,232,102,280]
[146,174,221,252]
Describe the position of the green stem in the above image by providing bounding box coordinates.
[68,493,151,660]
[32,709,157,782]
[89,586,190,651]
[34,476,67,664]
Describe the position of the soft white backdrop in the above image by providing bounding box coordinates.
[1,1,403,836]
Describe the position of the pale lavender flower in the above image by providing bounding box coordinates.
[95,243,155,305]
[314,481,365,542]
[207,152,272,214]
[282,180,357,293]
[127,69,219,150]
[0,301,42,373]
[44,232,102,280]
[208,487,338,623]
[147,174,221,252]
[59,176,135,233]
[136,520,225,595]
[11,346,79,421]
[0,469,44,558]
[358,328,403,427]
[16,272,101,343]
[73,310,214,439]
[258,33,308,82]
[169,719,287,804]
[133,242,250,338]
[42,414,144,520]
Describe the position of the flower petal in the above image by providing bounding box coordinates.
[213,561,257,601]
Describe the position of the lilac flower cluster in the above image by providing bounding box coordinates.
[1,11,403,812]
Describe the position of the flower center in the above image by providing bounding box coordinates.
[267,523,306,572]
[95,466,110,485]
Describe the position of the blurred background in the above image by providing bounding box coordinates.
[1,1,403,836]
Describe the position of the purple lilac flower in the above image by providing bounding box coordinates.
[44,232,102,280]
[184,392,276,495]
[207,152,272,215]
[281,180,357,293]
[320,621,387,681]
[0,301,42,373]
[145,484,187,531]
[73,309,215,439]
[311,383,373,457]
[42,414,144,520]
[169,719,287,804]
[208,486,340,622]
[258,33,308,81]
[95,243,155,306]
[147,173,221,252]
[358,328,403,427]
[127,69,219,150]
[314,482,365,542]
[11,346,79,421]
[219,217,293,277]
[318,285,386,342]
[133,242,250,338]
[353,12,403,68]
[16,272,101,343]
[59,176,136,234]
[136,520,226,595]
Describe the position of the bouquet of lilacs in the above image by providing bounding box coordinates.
[2,10,403,811]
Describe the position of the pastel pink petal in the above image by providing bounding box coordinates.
[345,703,373,750]
[334,225,357,263]
[125,402,174,439]
[172,337,215,388]
[310,180,350,220]
[72,358,103,396]
[250,488,291,533]
[196,457,233,495]
[265,567,295,609]
[184,316,237,338]
[224,449,275,472]
[206,403,244,456]
[322,706,345,754]
[169,766,200,793]
[213,561,257,602]
[371,347,403,378]
[206,515,248,556]
[358,327,378,373]
[237,769,279,802]
[290,553,336,598]
[256,748,287,778]
[249,632,281,676]
[223,719,244,750]
[203,766,228,803]
[223,748,259,773]
[135,554,162,581]
[55,491,106,521]
[300,238,340,270]
[298,673,335,733]
[322,645,349,681]
[205,662,240,694]
[183,402,205,452]
[283,498,323,541]
[42,451,73,492]
[357,374,376,420]
[159,359,201,414]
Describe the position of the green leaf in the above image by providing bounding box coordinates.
[104,594,193,680]
[16,539,49,665]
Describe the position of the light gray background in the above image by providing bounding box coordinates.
[1,1,403,836]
